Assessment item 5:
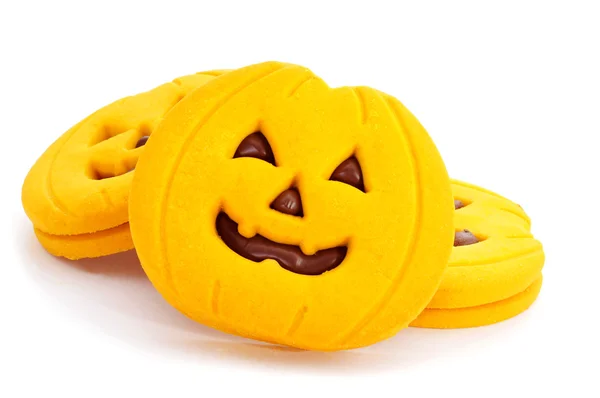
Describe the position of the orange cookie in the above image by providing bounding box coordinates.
[411,179,544,328]
[22,71,226,259]
[130,61,454,351]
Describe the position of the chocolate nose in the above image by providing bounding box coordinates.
[270,188,304,217]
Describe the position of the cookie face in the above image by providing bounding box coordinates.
[410,180,544,328]
[130,61,454,350]
[22,71,225,258]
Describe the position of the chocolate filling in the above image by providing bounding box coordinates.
[233,132,275,165]
[454,230,479,246]
[216,212,347,275]
[330,157,365,192]
[454,199,465,210]
[136,135,150,148]
[270,188,304,217]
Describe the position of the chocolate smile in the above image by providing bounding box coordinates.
[216,212,347,275]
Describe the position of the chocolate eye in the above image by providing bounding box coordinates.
[136,135,150,148]
[233,132,275,165]
[454,199,465,210]
[454,230,480,246]
[330,156,365,192]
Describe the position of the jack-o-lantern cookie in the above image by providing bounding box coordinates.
[22,71,226,259]
[130,61,454,351]
[410,179,544,328]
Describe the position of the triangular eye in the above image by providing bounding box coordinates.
[329,156,365,192]
[135,135,150,148]
[233,132,275,165]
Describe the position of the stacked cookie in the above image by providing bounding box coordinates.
[411,180,544,328]
[22,61,544,351]
[22,71,225,259]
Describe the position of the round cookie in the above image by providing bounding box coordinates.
[410,179,544,328]
[411,276,542,329]
[22,71,226,259]
[33,223,133,260]
[130,61,454,351]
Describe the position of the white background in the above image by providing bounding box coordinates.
[2,1,599,396]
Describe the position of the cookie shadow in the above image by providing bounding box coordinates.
[15,216,528,373]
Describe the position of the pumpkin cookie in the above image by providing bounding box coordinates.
[410,179,544,328]
[22,71,226,259]
[129,61,454,351]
